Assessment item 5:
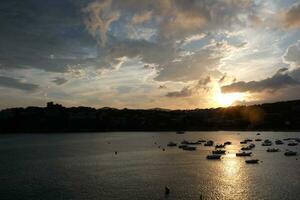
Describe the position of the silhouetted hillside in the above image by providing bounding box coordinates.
[1,100,300,133]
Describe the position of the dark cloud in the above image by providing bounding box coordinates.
[166,86,193,98]
[166,76,211,98]
[0,76,39,91]
[52,77,68,85]
[0,0,255,83]
[221,68,300,93]
[0,0,97,73]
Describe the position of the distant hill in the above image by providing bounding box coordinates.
[1,100,300,133]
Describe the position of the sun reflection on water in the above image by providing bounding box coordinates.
[217,156,250,199]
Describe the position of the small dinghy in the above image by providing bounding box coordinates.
[206,154,222,160]
[284,151,297,156]
[245,159,259,164]
[236,151,252,156]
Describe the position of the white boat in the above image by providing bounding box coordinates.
[262,139,272,146]
[288,142,298,146]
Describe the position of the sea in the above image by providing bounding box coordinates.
[0,131,299,200]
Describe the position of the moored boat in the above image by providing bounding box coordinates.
[262,139,272,146]
[288,142,298,146]
[245,159,259,164]
[236,151,252,156]
[284,151,297,156]
[212,150,226,154]
[206,154,222,159]
[167,141,177,147]
[204,140,214,146]
[182,146,196,151]
[275,140,284,145]
[266,148,280,152]
[215,144,225,148]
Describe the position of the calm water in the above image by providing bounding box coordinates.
[0,131,299,200]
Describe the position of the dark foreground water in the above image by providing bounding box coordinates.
[0,131,299,200]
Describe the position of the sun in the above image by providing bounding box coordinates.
[215,92,244,107]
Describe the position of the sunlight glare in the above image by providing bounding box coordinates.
[215,92,244,107]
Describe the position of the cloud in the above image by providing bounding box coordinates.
[221,68,300,93]
[83,0,120,46]
[281,3,300,28]
[284,42,300,66]
[155,42,225,82]
[166,86,193,98]
[132,11,152,25]
[166,76,211,98]
[0,76,39,92]
[52,77,68,85]
[0,0,99,73]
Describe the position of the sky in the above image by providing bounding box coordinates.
[0,0,300,109]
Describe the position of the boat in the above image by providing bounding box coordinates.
[241,146,252,151]
[204,140,214,146]
[256,133,261,135]
[241,143,255,151]
[240,140,247,144]
[275,140,284,145]
[266,148,280,152]
[212,150,226,154]
[245,159,259,164]
[215,144,225,148]
[178,144,188,149]
[288,142,298,146]
[206,154,222,159]
[167,141,177,147]
[245,139,253,142]
[181,140,189,144]
[189,141,202,145]
[262,139,272,146]
[236,152,252,156]
[198,139,206,143]
[224,141,232,145]
[182,146,196,151]
[255,138,262,141]
[176,131,185,134]
[284,151,297,156]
